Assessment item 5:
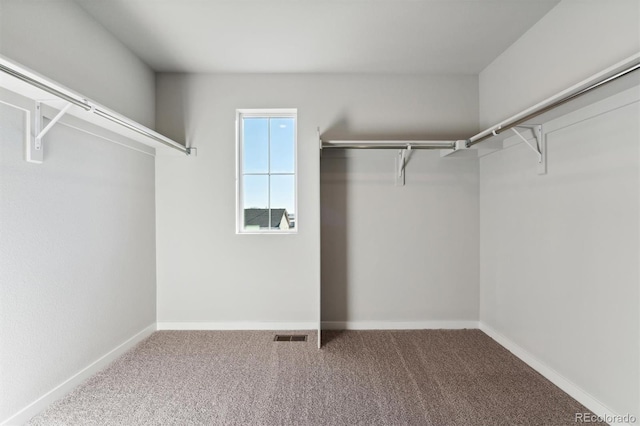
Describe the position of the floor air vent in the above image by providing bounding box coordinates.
[274,335,307,342]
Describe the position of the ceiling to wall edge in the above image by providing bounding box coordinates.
[73,0,560,74]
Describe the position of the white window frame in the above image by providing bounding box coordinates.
[236,108,298,234]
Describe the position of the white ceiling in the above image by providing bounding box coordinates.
[76,0,559,74]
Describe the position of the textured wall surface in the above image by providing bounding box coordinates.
[321,151,478,324]
[478,0,640,416]
[480,92,639,419]
[0,99,156,422]
[0,1,159,421]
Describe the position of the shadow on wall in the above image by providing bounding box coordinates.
[320,151,348,345]
[155,75,192,148]
[321,116,468,141]
[319,115,461,344]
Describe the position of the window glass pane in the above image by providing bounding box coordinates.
[243,175,269,231]
[270,175,295,230]
[243,118,268,173]
[269,118,295,173]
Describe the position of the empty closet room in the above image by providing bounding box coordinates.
[1,0,639,425]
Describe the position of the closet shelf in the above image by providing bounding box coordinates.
[0,55,190,162]
[321,54,639,153]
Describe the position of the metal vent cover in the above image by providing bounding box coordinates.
[274,334,307,342]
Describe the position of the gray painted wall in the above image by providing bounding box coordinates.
[478,0,640,417]
[322,150,479,324]
[0,102,157,422]
[155,73,479,326]
[0,1,158,422]
[480,97,639,418]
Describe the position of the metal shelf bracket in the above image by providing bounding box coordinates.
[28,101,72,163]
[396,144,412,186]
[511,125,546,175]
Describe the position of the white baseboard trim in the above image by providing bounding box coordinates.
[479,322,634,426]
[157,322,317,331]
[321,320,479,330]
[1,323,157,426]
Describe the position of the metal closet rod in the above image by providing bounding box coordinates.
[322,141,456,149]
[467,60,640,148]
[0,62,189,155]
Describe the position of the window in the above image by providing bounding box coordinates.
[237,109,297,233]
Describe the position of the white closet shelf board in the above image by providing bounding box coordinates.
[0,55,187,156]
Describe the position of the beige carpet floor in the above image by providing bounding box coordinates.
[28,330,602,425]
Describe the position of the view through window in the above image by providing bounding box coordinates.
[237,110,297,233]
